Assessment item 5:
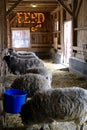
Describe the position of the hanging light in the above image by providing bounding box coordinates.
[31,4,37,8]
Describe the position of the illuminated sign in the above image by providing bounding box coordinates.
[17,12,45,31]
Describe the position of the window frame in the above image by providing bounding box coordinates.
[11,28,30,48]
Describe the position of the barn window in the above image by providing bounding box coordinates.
[54,21,59,31]
[11,28,30,48]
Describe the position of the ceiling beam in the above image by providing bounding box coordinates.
[9,14,17,24]
[6,0,23,17]
[56,0,73,16]
[8,0,58,4]
[75,0,82,17]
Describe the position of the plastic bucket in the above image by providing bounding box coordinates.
[4,89,27,114]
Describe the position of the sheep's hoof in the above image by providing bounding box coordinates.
[80,124,84,130]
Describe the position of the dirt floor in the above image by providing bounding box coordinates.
[2,59,87,130]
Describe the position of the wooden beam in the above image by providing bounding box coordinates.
[9,1,58,4]
[56,0,73,16]
[72,0,77,47]
[6,0,23,17]
[31,44,51,47]
[9,14,17,24]
[75,0,82,17]
[74,27,87,31]
[0,0,7,49]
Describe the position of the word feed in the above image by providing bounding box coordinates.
[17,12,45,31]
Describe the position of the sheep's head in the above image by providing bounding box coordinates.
[3,55,15,70]
[3,55,11,65]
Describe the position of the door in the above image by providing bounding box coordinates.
[64,20,72,64]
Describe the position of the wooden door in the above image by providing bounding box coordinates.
[64,20,72,64]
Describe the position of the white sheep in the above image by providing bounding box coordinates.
[3,55,44,75]
[20,87,87,130]
[9,50,38,59]
[11,73,51,97]
[2,48,40,66]
[26,67,52,86]
[2,48,36,57]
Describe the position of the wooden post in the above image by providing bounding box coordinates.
[0,0,7,51]
[72,0,76,47]
[0,0,7,75]
[60,7,64,63]
[0,1,7,126]
[7,18,11,48]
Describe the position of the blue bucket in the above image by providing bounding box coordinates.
[4,89,27,114]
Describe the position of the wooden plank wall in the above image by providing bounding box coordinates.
[51,0,87,63]
[51,7,62,53]
[30,32,51,52]
[73,0,87,61]
[8,12,52,54]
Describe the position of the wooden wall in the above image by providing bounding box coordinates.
[50,6,64,63]
[7,12,52,56]
[6,0,87,63]
[73,0,87,62]
[69,0,87,77]
[51,0,87,65]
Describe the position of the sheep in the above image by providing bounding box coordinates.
[3,55,44,75]
[11,73,51,97]
[9,50,38,59]
[16,51,36,57]
[20,87,87,130]
[26,67,52,86]
[2,48,38,59]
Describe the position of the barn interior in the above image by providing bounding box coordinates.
[0,0,87,130]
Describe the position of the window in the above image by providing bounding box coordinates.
[54,21,59,32]
[11,28,30,48]
[56,21,59,31]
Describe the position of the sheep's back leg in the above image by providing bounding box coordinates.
[76,124,84,130]
[80,124,84,130]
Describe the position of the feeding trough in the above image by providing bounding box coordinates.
[4,88,27,114]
